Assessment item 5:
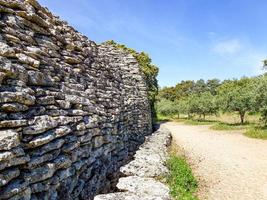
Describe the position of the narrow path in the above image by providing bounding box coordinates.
[163,122,267,200]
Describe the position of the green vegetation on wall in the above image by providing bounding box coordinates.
[104,40,159,124]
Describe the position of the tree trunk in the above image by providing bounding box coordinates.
[239,112,245,124]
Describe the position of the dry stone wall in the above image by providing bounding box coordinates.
[94,126,172,200]
[0,0,152,199]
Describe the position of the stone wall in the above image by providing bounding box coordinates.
[94,126,172,200]
[0,0,152,199]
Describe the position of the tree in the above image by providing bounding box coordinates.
[156,99,177,116]
[206,79,221,95]
[175,80,195,98]
[187,92,218,119]
[255,76,267,125]
[157,87,177,101]
[194,79,207,94]
[263,59,267,69]
[173,99,189,119]
[217,78,256,124]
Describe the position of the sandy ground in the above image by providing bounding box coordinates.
[163,122,267,200]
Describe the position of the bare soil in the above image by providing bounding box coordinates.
[163,122,267,200]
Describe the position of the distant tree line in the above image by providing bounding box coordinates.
[157,74,267,125]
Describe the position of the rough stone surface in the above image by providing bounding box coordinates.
[120,127,172,178]
[117,176,170,199]
[94,126,172,200]
[94,192,170,200]
[0,0,152,199]
[0,130,20,151]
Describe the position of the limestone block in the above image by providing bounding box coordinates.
[0,119,27,128]
[0,179,29,200]
[15,53,40,68]
[29,138,65,156]
[27,149,60,169]
[16,11,49,28]
[23,115,58,135]
[0,92,35,105]
[94,192,170,200]
[23,163,56,184]
[0,155,30,171]
[117,176,170,199]
[93,136,105,148]
[0,168,20,187]
[55,116,83,125]
[27,70,54,86]
[0,130,19,151]
[26,126,71,148]
[0,147,25,162]
[0,41,15,57]
[0,103,29,112]
[56,100,71,109]
[36,96,55,105]
[8,187,31,200]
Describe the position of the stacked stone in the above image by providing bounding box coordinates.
[94,126,172,200]
[0,0,152,199]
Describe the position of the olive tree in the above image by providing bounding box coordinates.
[187,92,218,119]
[171,99,189,119]
[217,78,256,124]
[255,76,267,125]
[156,99,177,116]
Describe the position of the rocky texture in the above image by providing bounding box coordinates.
[120,126,171,178]
[94,126,172,200]
[0,0,152,199]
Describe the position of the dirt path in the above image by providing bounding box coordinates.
[163,122,267,200]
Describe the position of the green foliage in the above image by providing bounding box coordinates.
[245,127,267,139]
[254,76,267,125]
[175,99,190,118]
[156,98,189,119]
[166,155,198,200]
[104,40,159,123]
[217,78,257,124]
[156,113,172,122]
[156,99,178,116]
[158,79,221,102]
[156,75,267,127]
[187,92,218,119]
[157,86,177,101]
[210,122,249,131]
[206,78,221,95]
[263,59,267,69]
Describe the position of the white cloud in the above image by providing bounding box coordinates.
[208,35,267,76]
[212,39,242,55]
[238,52,265,75]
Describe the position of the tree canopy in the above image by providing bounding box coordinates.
[217,78,256,124]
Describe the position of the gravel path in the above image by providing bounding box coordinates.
[163,122,267,200]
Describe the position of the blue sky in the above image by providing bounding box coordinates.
[39,0,267,87]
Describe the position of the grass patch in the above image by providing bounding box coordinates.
[183,119,216,126]
[244,127,267,139]
[157,113,172,122]
[210,122,249,131]
[166,154,198,200]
